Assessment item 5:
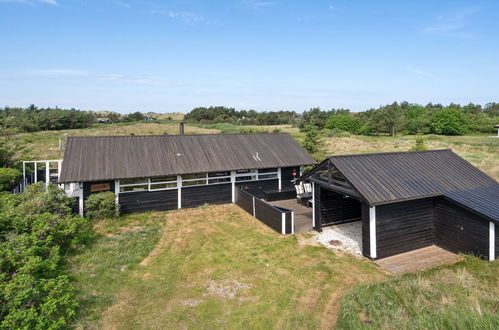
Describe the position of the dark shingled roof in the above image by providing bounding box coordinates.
[304,149,496,205]
[443,184,499,223]
[59,133,316,183]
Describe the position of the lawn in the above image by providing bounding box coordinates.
[337,256,499,329]
[69,204,387,329]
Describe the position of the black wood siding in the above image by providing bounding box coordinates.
[239,179,278,199]
[496,224,498,259]
[313,185,322,231]
[181,183,232,208]
[376,198,434,259]
[235,188,254,215]
[281,167,299,189]
[319,189,361,227]
[361,203,371,258]
[254,198,283,233]
[83,181,115,199]
[434,198,490,259]
[119,189,177,213]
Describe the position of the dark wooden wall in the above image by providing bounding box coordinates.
[361,203,371,258]
[375,198,434,259]
[119,189,177,213]
[181,183,232,208]
[281,167,299,189]
[319,189,361,227]
[82,181,115,199]
[254,198,283,233]
[496,224,498,259]
[434,198,490,259]
[313,185,322,231]
[239,179,278,199]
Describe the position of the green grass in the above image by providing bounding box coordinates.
[69,205,386,329]
[336,256,499,329]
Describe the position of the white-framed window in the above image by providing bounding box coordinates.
[257,168,278,180]
[235,169,257,182]
[120,177,178,193]
[182,173,207,187]
[208,172,231,184]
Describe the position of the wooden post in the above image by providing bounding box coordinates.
[281,213,286,234]
[114,180,120,209]
[312,182,315,227]
[369,206,377,259]
[490,222,495,261]
[34,162,37,183]
[79,183,84,217]
[291,211,295,235]
[177,175,182,209]
[231,171,236,203]
[277,168,282,190]
[45,161,50,189]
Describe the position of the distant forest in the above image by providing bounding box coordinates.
[1,102,498,136]
[186,103,499,136]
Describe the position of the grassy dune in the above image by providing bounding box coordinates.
[70,205,386,329]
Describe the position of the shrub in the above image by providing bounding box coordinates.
[410,137,429,151]
[0,168,22,192]
[85,192,119,219]
[430,108,469,135]
[325,114,361,134]
[0,185,90,329]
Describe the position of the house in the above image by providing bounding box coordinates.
[299,149,498,261]
[58,133,316,216]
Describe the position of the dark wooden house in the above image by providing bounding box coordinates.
[300,150,498,261]
[58,133,316,216]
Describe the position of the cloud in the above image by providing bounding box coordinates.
[243,1,275,9]
[112,1,131,8]
[25,69,184,87]
[328,5,335,11]
[150,9,204,24]
[0,0,57,5]
[407,66,434,77]
[422,7,479,38]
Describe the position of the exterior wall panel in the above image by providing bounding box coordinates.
[181,183,232,208]
[238,179,278,199]
[319,189,361,227]
[361,203,371,258]
[376,198,434,259]
[119,189,177,213]
[435,198,490,259]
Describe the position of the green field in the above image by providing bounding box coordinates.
[13,121,499,180]
[68,205,499,329]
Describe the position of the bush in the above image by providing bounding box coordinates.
[0,168,22,192]
[0,185,90,329]
[410,137,429,151]
[325,114,362,134]
[85,192,119,219]
[430,108,469,135]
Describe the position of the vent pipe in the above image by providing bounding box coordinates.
[179,122,185,135]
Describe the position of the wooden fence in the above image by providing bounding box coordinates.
[235,188,294,234]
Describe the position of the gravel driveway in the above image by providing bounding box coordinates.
[316,221,362,256]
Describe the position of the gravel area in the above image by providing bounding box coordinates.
[316,221,363,256]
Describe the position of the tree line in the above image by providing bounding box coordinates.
[185,102,499,136]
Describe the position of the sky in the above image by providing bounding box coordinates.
[1,0,498,114]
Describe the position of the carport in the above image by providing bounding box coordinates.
[299,149,498,261]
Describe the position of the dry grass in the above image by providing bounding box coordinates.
[323,135,499,180]
[71,205,387,329]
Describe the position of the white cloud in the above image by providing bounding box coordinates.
[0,0,57,5]
[243,1,275,9]
[25,69,184,87]
[150,9,204,24]
[407,66,434,77]
[422,7,479,38]
[328,5,335,11]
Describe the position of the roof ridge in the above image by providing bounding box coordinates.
[66,132,290,139]
[327,149,452,159]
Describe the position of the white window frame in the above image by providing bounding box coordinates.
[235,169,258,182]
[120,177,178,193]
[257,168,279,180]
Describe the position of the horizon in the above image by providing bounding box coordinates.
[1,0,498,114]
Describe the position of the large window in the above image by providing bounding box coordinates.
[182,173,207,187]
[208,172,231,184]
[257,168,278,180]
[120,177,177,193]
[235,169,257,182]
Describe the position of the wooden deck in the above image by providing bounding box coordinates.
[375,245,462,275]
[270,199,313,233]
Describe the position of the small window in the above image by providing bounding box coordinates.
[150,182,177,190]
[182,173,207,186]
[258,168,278,173]
[120,184,148,192]
[121,178,148,185]
[236,174,257,182]
[182,179,207,186]
[208,172,230,178]
[258,173,278,180]
[208,177,231,184]
[182,173,206,180]
[151,176,177,183]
